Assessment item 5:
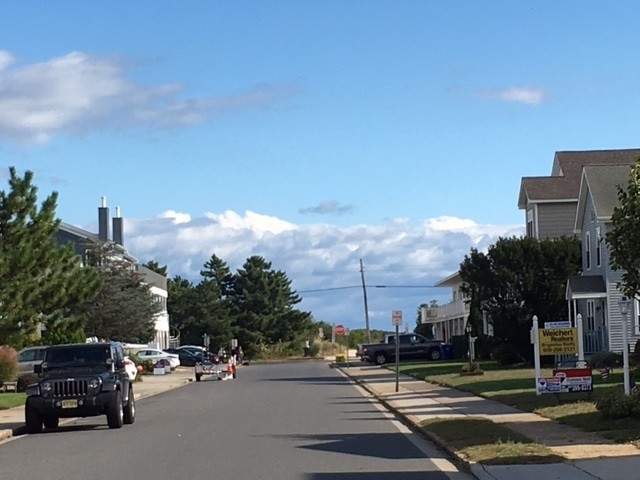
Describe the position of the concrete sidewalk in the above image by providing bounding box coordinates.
[0,367,195,441]
[339,362,640,480]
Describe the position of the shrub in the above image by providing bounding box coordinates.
[588,352,622,369]
[474,336,501,360]
[596,390,640,419]
[16,373,39,392]
[492,344,524,366]
[460,361,484,376]
[0,345,18,385]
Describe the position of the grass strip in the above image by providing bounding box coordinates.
[0,392,25,410]
[420,416,564,465]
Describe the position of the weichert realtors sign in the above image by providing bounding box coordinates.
[538,328,578,355]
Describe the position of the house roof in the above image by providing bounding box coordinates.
[566,275,607,300]
[434,271,462,287]
[518,149,640,209]
[574,164,630,230]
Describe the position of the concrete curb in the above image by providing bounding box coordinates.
[339,366,476,476]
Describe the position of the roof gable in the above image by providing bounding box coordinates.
[575,164,630,230]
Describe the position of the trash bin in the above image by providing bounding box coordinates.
[440,343,454,360]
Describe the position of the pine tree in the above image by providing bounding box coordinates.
[74,239,160,343]
[231,255,312,355]
[0,167,101,347]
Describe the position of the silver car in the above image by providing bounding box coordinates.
[17,346,47,374]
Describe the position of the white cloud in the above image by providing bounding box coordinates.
[481,86,547,105]
[158,210,192,224]
[119,210,524,330]
[0,50,296,144]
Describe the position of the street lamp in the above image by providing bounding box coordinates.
[466,322,473,365]
[619,298,631,395]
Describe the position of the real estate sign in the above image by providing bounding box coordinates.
[538,327,578,355]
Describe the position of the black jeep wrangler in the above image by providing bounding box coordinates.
[24,341,135,433]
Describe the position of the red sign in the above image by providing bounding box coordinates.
[334,324,346,335]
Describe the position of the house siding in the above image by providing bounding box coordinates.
[582,195,607,276]
[536,202,576,239]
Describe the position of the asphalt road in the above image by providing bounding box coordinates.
[0,361,472,480]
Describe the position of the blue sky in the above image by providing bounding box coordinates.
[2,2,639,331]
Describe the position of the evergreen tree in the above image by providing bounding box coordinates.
[0,167,100,347]
[197,254,235,349]
[167,275,202,346]
[74,239,160,343]
[606,158,640,299]
[144,260,168,277]
[231,255,313,355]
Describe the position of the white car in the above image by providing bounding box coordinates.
[136,349,180,369]
[123,356,137,381]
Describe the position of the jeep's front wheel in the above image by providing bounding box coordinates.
[123,387,135,425]
[43,415,59,430]
[25,401,43,434]
[106,390,124,429]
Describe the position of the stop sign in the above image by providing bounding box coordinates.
[334,324,346,335]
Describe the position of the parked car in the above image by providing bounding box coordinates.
[164,348,202,367]
[17,346,48,374]
[176,345,207,355]
[135,349,180,369]
[123,356,137,381]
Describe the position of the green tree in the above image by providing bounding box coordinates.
[144,260,168,277]
[414,301,437,338]
[231,255,313,355]
[74,239,160,343]
[460,236,581,362]
[0,167,100,347]
[196,254,235,349]
[606,158,640,299]
[167,275,202,346]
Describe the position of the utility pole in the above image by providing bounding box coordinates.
[360,258,371,343]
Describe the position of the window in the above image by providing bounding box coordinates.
[635,298,640,335]
[585,231,591,270]
[596,227,602,267]
[586,300,596,331]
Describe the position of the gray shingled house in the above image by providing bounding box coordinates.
[518,149,640,240]
[567,164,640,355]
[519,149,640,357]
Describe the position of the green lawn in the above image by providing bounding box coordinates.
[396,360,640,449]
[0,392,25,409]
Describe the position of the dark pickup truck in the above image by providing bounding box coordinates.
[356,333,445,365]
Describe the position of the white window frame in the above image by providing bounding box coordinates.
[596,226,602,267]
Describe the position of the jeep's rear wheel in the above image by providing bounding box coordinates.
[123,387,135,425]
[25,401,43,434]
[43,415,59,430]
[106,390,124,429]
[374,352,388,365]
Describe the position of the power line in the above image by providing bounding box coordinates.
[298,284,441,294]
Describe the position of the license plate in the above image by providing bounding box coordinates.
[61,399,78,409]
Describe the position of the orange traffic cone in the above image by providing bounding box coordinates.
[225,359,233,379]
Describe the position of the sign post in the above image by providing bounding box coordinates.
[392,310,402,392]
[532,314,592,395]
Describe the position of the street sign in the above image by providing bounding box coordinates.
[392,310,402,326]
[334,324,346,335]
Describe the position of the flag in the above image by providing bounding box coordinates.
[631,382,638,394]
[600,367,611,381]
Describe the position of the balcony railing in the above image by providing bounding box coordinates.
[424,299,470,323]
